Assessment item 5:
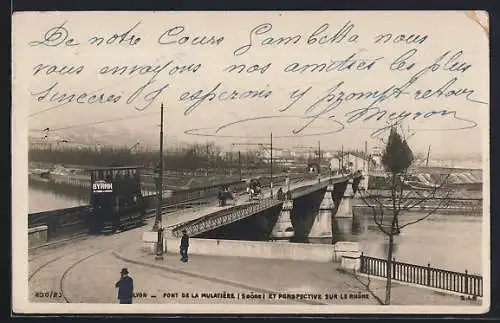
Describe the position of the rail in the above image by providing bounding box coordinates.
[360,253,483,297]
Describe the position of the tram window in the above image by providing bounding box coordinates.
[105,171,112,181]
[98,170,104,180]
[115,171,123,180]
[124,170,131,179]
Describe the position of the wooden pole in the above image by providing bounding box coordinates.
[270,132,273,198]
[238,150,242,181]
[426,145,431,167]
[155,103,165,260]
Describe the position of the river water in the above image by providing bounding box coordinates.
[29,186,88,213]
[28,185,484,274]
[332,212,483,274]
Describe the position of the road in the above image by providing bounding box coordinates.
[28,218,304,305]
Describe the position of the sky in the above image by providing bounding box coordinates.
[14,11,489,158]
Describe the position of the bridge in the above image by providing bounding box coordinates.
[168,174,357,239]
[28,171,359,245]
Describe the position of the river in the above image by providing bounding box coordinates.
[29,186,88,213]
[28,185,484,274]
[331,212,483,274]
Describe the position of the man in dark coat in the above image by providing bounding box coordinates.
[115,268,134,304]
[180,230,189,262]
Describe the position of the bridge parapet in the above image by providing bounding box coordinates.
[171,198,282,238]
[291,174,355,199]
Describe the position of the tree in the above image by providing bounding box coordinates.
[359,127,451,305]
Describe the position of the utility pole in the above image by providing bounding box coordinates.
[426,145,431,167]
[238,150,242,181]
[317,141,321,182]
[154,103,165,261]
[341,145,344,171]
[364,141,368,171]
[270,132,273,198]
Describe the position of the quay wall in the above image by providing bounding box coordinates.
[163,238,358,263]
[352,205,483,216]
[28,225,48,248]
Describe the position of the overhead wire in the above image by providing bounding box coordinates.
[29,111,160,133]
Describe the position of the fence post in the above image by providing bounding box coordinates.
[426,263,431,286]
[360,252,364,272]
[464,270,469,295]
[392,257,396,280]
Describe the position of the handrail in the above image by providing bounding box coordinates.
[360,253,483,297]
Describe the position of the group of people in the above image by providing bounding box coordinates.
[246,179,262,200]
[217,185,234,206]
[115,229,190,304]
[275,187,292,201]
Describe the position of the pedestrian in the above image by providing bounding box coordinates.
[277,187,284,201]
[180,229,190,262]
[115,268,134,304]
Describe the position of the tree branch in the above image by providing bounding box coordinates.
[401,174,451,210]
[359,192,391,235]
[399,180,453,230]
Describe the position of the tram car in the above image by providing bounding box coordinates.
[88,166,146,234]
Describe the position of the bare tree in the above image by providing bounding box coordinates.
[358,126,452,305]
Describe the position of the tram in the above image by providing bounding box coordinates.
[88,166,147,234]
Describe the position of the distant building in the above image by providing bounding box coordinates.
[330,151,376,173]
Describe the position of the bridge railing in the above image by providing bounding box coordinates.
[172,198,283,238]
[360,253,483,297]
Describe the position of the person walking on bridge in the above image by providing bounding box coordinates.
[180,229,190,262]
[115,268,134,304]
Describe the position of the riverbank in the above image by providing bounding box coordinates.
[29,162,244,191]
[28,161,298,192]
[352,205,483,216]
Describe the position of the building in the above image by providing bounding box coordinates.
[329,151,376,173]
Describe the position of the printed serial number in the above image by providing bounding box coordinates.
[34,291,63,298]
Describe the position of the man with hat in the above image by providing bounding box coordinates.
[180,229,190,262]
[115,267,134,304]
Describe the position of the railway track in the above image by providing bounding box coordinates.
[27,175,323,304]
[28,237,137,303]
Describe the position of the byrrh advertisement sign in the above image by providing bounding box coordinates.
[92,180,113,193]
